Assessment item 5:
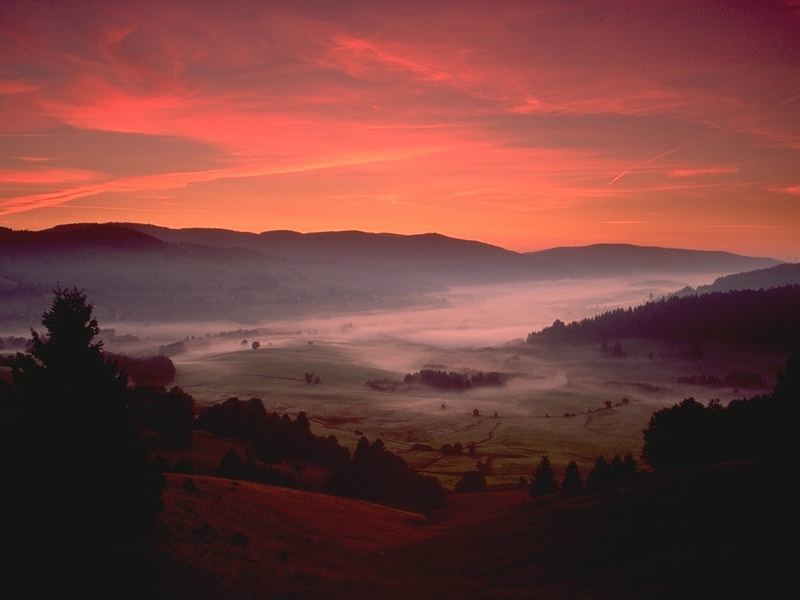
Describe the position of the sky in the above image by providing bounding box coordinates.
[1,0,799,258]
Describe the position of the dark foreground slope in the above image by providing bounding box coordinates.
[150,463,788,599]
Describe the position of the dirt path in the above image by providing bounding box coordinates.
[474,421,501,446]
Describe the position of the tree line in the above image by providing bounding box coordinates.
[403,369,506,390]
[528,285,800,348]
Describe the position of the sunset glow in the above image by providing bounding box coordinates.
[1,1,799,256]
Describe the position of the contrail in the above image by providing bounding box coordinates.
[607,145,682,185]
[779,91,800,105]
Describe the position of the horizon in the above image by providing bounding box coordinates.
[2,219,792,260]
[1,1,799,259]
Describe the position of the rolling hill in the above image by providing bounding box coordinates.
[148,464,785,599]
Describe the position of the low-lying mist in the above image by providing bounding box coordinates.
[99,274,710,366]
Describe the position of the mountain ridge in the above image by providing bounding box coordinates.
[0,222,784,325]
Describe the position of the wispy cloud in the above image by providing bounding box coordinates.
[667,167,740,178]
[769,185,800,196]
[0,0,798,256]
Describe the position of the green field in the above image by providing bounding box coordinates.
[173,335,785,488]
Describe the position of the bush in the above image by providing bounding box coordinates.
[455,471,486,492]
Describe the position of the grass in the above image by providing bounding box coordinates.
[154,461,787,599]
[172,337,788,487]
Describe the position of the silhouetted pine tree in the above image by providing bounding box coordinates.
[561,460,582,491]
[5,288,164,547]
[588,455,611,488]
[529,455,558,497]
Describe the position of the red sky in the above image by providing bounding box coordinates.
[1,0,799,258]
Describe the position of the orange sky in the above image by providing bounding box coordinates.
[1,1,799,258]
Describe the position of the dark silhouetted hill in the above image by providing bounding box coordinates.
[0,223,441,324]
[524,243,779,278]
[528,285,800,349]
[120,223,780,283]
[687,262,800,294]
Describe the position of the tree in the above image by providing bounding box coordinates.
[129,385,194,447]
[775,350,800,401]
[642,398,712,469]
[218,447,245,478]
[561,460,582,491]
[251,340,261,350]
[588,455,611,488]
[5,288,164,546]
[529,455,558,497]
[455,471,486,492]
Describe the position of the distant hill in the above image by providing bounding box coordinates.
[120,223,534,284]
[0,222,782,325]
[682,262,800,295]
[120,223,780,283]
[0,224,439,325]
[0,223,166,254]
[528,285,800,349]
[524,243,779,278]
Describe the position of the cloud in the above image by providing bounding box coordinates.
[667,167,740,178]
[770,185,800,196]
[0,80,41,95]
[0,167,100,184]
[0,0,798,256]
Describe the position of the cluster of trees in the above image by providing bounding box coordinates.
[157,340,187,357]
[403,369,505,390]
[527,454,638,497]
[366,378,399,391]
[440,441,477,456]
[529,285,800,349]
[129,386,195,448]
[329,437,443,509]
[677,371,766,389]
[106,353,176,387]
[197,396,442,510]
[643,352,797,470]
[455,471,486,492]
[199,399,347,471]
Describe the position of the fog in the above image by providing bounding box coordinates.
[99,273,709,365]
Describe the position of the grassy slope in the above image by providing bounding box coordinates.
[157,462,788,599]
